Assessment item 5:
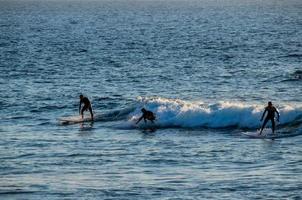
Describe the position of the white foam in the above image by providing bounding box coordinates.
[128,97,302,129]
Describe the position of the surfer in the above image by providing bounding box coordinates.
[136,108,156,124]
[259,101,279,135]
[79,95,93,120]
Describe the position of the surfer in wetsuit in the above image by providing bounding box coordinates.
[79,95,93,120]
[259,101,279,135]
[136,108,156,124]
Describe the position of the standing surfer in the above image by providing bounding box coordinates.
[79,94,94,120]
[259,101,279,135]
[136,108,156,124]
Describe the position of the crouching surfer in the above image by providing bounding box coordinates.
[136,108,156,124]
[259,101,279,135]
[79,94,94,120]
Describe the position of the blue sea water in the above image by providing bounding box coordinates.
[1,0,302,199]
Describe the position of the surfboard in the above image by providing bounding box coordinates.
[135,121,158,131]
[58,115,94,124]
[242,129,277,139]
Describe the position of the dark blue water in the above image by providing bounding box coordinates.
[1,0,302,199]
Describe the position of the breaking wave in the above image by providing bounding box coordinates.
[124,97,302,129]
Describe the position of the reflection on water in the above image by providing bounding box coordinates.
[78,122,94,133]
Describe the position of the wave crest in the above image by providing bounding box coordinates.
[128,97,302,129]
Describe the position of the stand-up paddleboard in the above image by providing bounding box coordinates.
[58,115,94,124]
[242,129,277,139]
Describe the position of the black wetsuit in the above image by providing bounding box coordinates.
[143,111,155,122]
[79,97,93,116]
[261,106,279,133]
[136,110,156,124]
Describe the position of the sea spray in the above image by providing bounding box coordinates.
[128,97,302,129]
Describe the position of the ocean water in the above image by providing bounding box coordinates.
[1,0,302,199]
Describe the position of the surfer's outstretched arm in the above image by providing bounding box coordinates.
[275,109,280,122]
[136,116,143,124]
[79,101,82,114]
[260,109,267,121]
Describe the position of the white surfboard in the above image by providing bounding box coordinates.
[242,129,277,139]
[58,115,94,124]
